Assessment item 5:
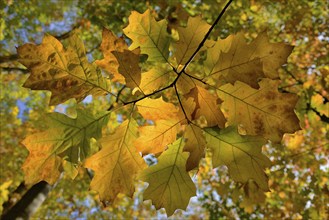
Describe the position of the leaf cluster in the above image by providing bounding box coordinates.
[17,6,301,216]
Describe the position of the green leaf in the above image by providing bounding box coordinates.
[22,110,109,184]
[138,138,196,216]
[123,9,171,62]
[205,126,271,191]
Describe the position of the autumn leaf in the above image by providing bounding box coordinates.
[173,16,210,68]
[22,110,109,185]
[138,138,196,216]
[17,33,109,105]
[95,28,129,83]
[204,32,294,88]
[134,119,181,155]
[217,79,300,142]
[85,119,146,202]
[112,48,142,90]
[139,65,176,94]
[184,84,226,128]
[136,96,180,121]
[205,126,271,191]
[123,9,171,62]
[183,124,206,171]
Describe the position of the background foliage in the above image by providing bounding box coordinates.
[1,0,328,219]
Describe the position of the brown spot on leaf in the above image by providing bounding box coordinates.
[265,91,276,100]
[49,68,58,76]
[253,114,265,134]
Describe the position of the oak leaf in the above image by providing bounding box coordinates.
[85,119,145,202]
[17,33,108,105]
[139,66,175,94]
[138,138,196,216]
[205,126,271,191]
[183,124,206,171]
[22,110,109,185]
[204,32,294,88]
[123,9,170,62]
[134,119,181,155]
[95,28,129,83]
[217,79,300,142]
[173,16,210,68]
[184,85,226,128]
[136,97,180,121]
[112,49,142,90]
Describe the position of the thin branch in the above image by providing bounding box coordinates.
[120,0,233,106]
[174,84,190,123]
[1,67,29,73]
[179,0,233,74]
[0,54,18,64]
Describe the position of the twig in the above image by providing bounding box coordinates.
[179,0,233,74]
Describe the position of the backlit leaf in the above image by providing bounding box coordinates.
[123,9,171,62]
[17,33,109,105]
[204,32,294,88]
[183,124,206,171]
[173,16,210,68]
[112,48,142,90]
[136,96,180,121]
[85,119,146,202]
[217,79,300,142]
[138,138,196,216]
[22,110,109,185]
[134,119,181,155]
[139,66,175,94]
[184,84,226,127]
[205,126,271,191]
[95,28,129,83]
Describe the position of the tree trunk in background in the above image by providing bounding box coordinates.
[1,181,51,220]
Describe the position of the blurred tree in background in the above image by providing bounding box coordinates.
[0,0,328,219]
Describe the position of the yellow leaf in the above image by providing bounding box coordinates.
[139,65,176,94]
[173,16,210,68]
[134,119,181,155]
[17,33,109,105]
[217,79,300,142]
[183,124,206,171]
[136,96,180,121]
[311,94,329,117]
[22,129,62,185]
[95,28,129,83]
[85,119,145,202]
[204,32,294,88]
[138,138,196,216]
[123,9,170,62]
[205,126,271,191]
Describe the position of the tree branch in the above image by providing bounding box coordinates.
[1,181,51,220]
[179,0,233,74]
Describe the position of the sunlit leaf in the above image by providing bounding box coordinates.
[173,16,210,68]
[17,33,109,105]
[123,9,171,62]
[204,32,294,88]
[138,138,196,216]
[217,79,300,142]
[205,126,271,191]
[85,119,146,202]
[22,110,109,184]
